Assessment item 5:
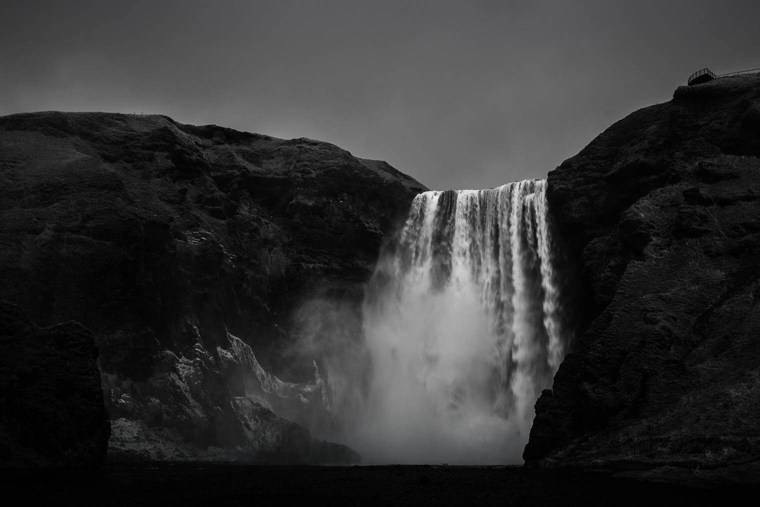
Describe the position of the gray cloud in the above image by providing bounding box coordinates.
[1,0,758,189]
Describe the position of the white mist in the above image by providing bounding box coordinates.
[340,179,569,464]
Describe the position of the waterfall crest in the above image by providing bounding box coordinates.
[349,179,569,464]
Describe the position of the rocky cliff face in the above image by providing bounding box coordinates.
[0,301,110,466]
[0,112,423,463]
[525,74,760,482]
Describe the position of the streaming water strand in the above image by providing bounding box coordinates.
[352,179,568,464]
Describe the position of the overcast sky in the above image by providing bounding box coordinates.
[1,1,758,189]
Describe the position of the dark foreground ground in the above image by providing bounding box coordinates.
[1,464,757,506]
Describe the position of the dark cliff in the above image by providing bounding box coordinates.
[526,74,760,482]
[0,111,423,463]
[0,301,110,466]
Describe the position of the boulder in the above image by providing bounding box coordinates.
[0,301,110,466]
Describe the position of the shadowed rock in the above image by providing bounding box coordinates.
[525,73,760,484]
[0,301,110,467]
[0,112,424,463]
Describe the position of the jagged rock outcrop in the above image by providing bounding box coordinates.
[525,74,760,482]
[0,112,423,462]
[0,301,110,466]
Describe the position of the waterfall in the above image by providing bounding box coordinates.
[346,179,569,464]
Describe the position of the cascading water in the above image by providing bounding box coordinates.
[342,179,569,464]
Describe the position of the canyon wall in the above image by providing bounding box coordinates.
[4,73,760,474]
[0,112,423,463]
[1,300,109,466]
[525,74,760,482]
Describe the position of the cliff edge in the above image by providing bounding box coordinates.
[0,112,423,463]
[525,74,760,483]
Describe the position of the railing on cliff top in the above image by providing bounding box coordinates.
[688,66,760,86]
[687,68,716,85]
[719,66,760,77]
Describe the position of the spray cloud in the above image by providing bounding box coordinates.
[293,179,569,464]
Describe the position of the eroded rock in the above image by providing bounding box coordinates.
[525,74,760,483]
[0,112,423,463]
[0,301,110,466]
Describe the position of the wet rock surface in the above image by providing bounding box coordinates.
[526,74,760,482]
[0,112,423,463]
